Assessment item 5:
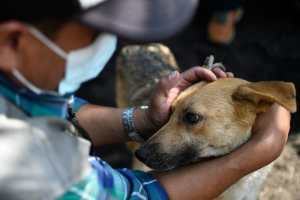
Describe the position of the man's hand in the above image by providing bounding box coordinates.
[244,104,291,169]
[141,67,233,136]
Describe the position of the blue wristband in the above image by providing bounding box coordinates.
[122,107,145,143]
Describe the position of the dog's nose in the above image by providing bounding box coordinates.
[135,148,147,163]
[136,143,172,170]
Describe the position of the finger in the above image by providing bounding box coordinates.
[157,71,181,96]
[180,66,217,84]
[166,87,181,105]
[226,72,234,78]
[212,67,227,78]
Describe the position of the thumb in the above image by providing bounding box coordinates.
[149,71,181,128]
[155,71,181,107]
[158,71,181,97]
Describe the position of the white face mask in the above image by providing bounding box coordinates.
[27,26,117,95]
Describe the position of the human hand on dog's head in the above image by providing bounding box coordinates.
[141,66,234,138]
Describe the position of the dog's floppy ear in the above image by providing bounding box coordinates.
[233,81,297,113]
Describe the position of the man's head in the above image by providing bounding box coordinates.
[0,0,199,94]
[0,20,97,91]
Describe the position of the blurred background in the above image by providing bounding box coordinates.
[76,0,300,168]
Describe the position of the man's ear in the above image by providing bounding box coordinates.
[233,81,297,113]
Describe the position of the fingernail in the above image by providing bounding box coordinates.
[211,76,218,81]
[227,72,234,78]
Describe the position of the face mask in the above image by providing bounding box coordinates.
[27,26,117,95]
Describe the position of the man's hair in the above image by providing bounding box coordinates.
[0,1,80,23]
[0,1,82,38]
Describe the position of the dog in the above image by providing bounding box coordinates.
[116,44,297,199]
[135,78,296,200]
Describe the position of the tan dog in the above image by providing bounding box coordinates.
[135,78,296,200]
[116,44,297,199]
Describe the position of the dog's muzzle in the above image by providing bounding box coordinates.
[136,143,199,171]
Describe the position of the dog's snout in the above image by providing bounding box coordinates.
[135,143,160,163]
[136,142,200,171]
[135,143,173,170]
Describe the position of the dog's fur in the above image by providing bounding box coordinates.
[116,44,297,200]
[135,79,296,170]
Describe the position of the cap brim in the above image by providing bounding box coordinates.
[78,0,199,42]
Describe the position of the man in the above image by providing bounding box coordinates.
[0,0,291,199]
[205,0,244,44]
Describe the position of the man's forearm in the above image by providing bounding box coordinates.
[76,104,126,146]
[76,104,154,146]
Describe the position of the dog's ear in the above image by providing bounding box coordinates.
[233,81,297,113]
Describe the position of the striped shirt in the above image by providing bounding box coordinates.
[58,157,168,200]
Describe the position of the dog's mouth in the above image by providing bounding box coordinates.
[135,143,201,171]
[135,143,172,171]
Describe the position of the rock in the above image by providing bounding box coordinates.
[116,43,179,108]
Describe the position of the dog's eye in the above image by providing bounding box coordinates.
[183,112,203,125]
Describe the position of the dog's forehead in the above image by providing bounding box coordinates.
[198,78,248,95]
[174,78,249,109]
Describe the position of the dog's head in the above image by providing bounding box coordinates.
[136,78,297,170]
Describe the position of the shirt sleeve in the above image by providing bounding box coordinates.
[57,157,169,200]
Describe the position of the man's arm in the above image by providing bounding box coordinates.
[76,105,127,145]
[155,104,290,200]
